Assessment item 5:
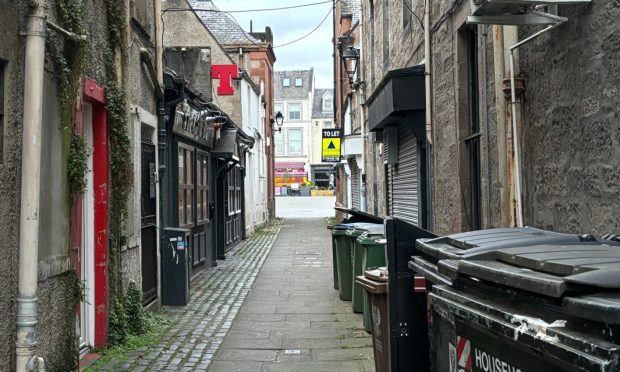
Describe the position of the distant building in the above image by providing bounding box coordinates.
[310,88,335,189]
[273,70,315,192]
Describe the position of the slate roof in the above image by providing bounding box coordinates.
[312,89,334,118]
[274,70,314,100]
[341,0,361,25]
[188,0,261,45]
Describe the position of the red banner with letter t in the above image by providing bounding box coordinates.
[211,64,239,96]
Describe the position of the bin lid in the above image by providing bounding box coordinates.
[415,227,601,261]
[346,222,383,237]
[335,207,383,223]
[357,229,386,245]
[454,243,620,298]
[364,267,388,282]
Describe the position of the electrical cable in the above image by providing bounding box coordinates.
[431,0,463,33]
[273,3,335,48]
[164,0,334,14]
[402,0,424,30]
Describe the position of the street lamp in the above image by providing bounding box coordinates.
[274,111,284,133]
[341,46,360,86]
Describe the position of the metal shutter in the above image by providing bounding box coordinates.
[391,123,419,225]
[349,158,360,209]
[342,167,348,208]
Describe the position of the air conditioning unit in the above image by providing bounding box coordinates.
[472,0,590,15]
[469,0,591,25]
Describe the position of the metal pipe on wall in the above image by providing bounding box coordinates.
[423,0,434,229]
[16,2,47,371]
[508,11,567,228]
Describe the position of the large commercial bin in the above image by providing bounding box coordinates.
[356,268,390,372]
[352,225,385,313]
[428,242,620,371]
[409,227,599,286]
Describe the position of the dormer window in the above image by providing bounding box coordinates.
[283,78,290,87]
[322,97,333,112]
[295,78,303,87]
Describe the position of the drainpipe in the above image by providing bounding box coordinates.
[423,0,434,229]
[16,1,46,371]
[507,10,567,227]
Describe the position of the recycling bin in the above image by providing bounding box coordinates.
[352,225,385,314]
[356,268,390,372]
[428,241,620,372]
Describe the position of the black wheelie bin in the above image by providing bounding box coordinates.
[428,241,620,372]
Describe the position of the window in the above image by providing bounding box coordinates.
[324,121,333,128]
[457,25,482,231]
[288,103,301,120]
[322,97,333,112]
[283,78,290,87]
[274,130,284,155]
[287,128,302,155]
[403,0,413,29]
[196,151,209,223]
[235,166,241,213]
[178,144,194,226]
[295,78,303,87]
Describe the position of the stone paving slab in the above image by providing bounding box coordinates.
[89,221,282,371]
[210,218,374,372]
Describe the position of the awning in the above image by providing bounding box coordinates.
[275,162,305,169]
[212,129,239,161]
[366,65,425,132]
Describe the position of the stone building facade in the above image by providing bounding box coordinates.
[347,0,620,235]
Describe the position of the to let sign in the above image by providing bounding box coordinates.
[322,129,341,163]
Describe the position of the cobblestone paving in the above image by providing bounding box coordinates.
[91,221,282,371]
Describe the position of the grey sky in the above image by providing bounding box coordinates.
[214,0,334,89]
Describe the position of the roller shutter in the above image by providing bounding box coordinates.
[349,158,360,209]
[390,123,419,225]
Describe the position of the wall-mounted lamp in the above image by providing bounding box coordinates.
[274,111,284,132]
[341,46,359,85]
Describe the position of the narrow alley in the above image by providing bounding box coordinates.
[88,210,373,371]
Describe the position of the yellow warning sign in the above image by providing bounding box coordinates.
[322,129,341,162]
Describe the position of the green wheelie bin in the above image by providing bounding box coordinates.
[351,225,385,314]
[335,223,379,301]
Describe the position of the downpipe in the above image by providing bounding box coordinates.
[508,10,567,227]
[16,1,47,371]
[424,0,434,229]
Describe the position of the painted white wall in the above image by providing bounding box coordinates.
[241,79,268,235]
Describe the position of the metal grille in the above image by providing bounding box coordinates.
[390,123,419,225]
[349,158,360,209]
[141,125,154,144]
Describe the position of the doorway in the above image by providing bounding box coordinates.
[79,102,95,355]
[140,125,158,305]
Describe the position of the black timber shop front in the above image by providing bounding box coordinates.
[366,66,430,229]
[162,70,254,275]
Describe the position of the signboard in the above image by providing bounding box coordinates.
[211,64,238,96]
[173,103,216,147]
[454,318,579,372]
[322,128,341,162]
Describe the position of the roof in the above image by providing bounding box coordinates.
[312,89,334,118]
[188,0,261,45]
[341,0,361,25]
[274,70,313,100]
